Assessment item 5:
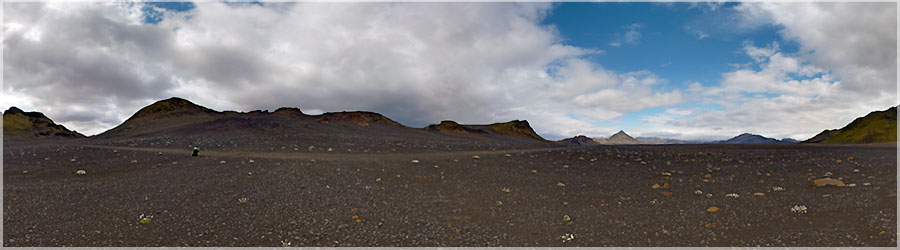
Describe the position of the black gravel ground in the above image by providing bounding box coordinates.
[3,139,896,247]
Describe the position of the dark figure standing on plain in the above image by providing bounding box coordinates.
[192,147,200,157]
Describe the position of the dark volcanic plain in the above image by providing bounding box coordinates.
[3,99,898,247]
[4,137,896,247]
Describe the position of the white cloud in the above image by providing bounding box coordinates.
[2,2,682,137]
[659,2,896,141]
[609,22,643,47]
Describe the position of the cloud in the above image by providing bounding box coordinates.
[2,2,682,137]
[661,2,896,140]
[609,23,643,47]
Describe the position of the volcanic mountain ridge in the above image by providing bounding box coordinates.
[2,107,85,139]
[424,120,547,141]
[557,135,599,146]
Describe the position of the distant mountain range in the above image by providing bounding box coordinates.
[711,133,796,144]
[557,135,599,146]
[4,97,895,145]
[558,131,672,145]
[3,107,84,139]
[5,97,545,143]
[595,130,642,145]
[804,106,897,144]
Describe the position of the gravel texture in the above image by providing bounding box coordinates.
[3,138,897,247]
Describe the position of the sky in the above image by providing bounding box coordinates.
[2,1,897,141]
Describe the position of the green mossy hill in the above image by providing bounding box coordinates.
[3,107,84,138]
[805,106,897,144]
[129,97,216,121]
[425,120,547,142]
[483,120,547,141]
[424,120,468,132]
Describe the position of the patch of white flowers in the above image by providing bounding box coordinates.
[561,233,575,242]
[694,190,703,196]
[139,213,153,224]
[791,205,808,214]
[772,186,785,191]
[725,193,739,198]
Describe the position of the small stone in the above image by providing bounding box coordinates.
[557,182,566,187]
[863,182,871,186]
[472,155,480,160]
[704,224,715,228]
[411,160,419,164]
[651,183,661,189]
[220,161,227,164]
[753,192,765,196]
[822,194,831,198]
[661,191,674,196]
[706,206,720,213]
[812,178,846,187]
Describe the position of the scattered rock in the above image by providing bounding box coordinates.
[706,206,720,213]
[74,169,86,175]
[651,183,660,189]
[812,178,846,187]
[472,155,480,160]
[753,192,765,196]
[411,160,419,164]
